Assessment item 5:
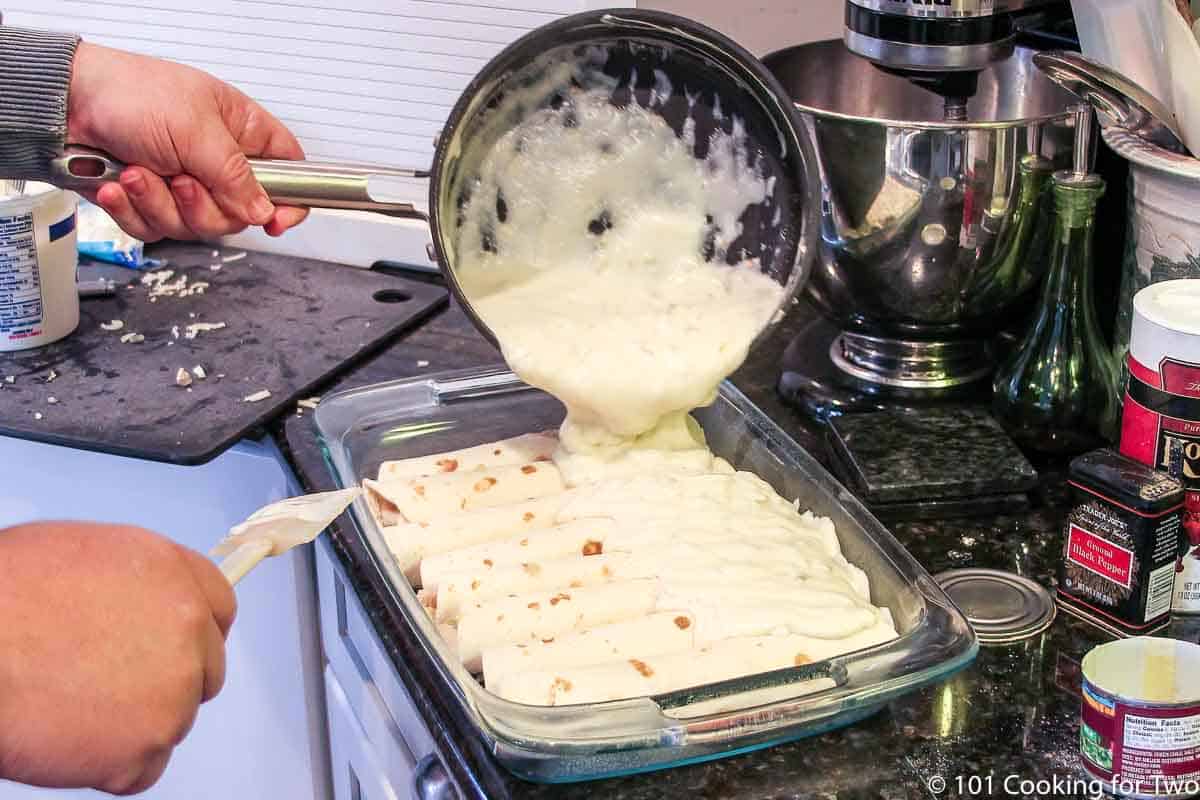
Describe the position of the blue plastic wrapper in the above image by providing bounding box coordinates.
[77,200,153,268]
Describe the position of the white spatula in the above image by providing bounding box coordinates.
[211,488,361,584]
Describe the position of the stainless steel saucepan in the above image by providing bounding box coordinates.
[49,9,820,350]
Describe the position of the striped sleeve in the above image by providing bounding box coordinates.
[0,26,80,180]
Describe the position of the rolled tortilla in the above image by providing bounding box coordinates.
[377,431,557,480]
[482,611,696,688]
[364,484,403,528]
[364,460,564,523]
[610,535,845,581]
[621,511,839,557]
[659,578,868,612]
[435,552,632,623]
[430,537,833,609]
[455,579,659,672]
[682,599,888,643]
[490,628,895,706]
[419,518,617,593]
[557,472,798,523]
[381,494,564,584]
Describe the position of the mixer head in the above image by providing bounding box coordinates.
[845,0,1067,121]
[843,0,1059,74]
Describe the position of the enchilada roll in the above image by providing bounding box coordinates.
[364,460,564,523]
[376,431,557,480]
[555,471,798,524]
[380,494,565,584]
[490,629,891,706]
[613,534,845,580]
[682,599,887,642]
[481,611,697,687]
[364,483,403,528]
[435,552,632,623]
[418,518,617,593]
[454,579,659,672]
[659,577,869,609]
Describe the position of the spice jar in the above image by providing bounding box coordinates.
[1057,448,1184,636]
[1119,279,1200,613]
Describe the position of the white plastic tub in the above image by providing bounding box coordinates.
[0,183,79,351]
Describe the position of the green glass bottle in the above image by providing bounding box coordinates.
[966,150,1054,314]
[992,110,1121,455]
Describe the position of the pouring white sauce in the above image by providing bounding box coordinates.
[385,85,902,704]
[456,89,784,460]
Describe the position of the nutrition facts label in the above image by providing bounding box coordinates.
[0,211,44,338]
[1121,710,1200,785]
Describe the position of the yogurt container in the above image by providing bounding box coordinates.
[1079,637,1200,798]
[0,182,79,351]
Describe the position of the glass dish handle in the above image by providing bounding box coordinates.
[651,661,845,721]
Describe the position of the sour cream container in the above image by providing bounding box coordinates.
[0,183,79,351]
[1080,637,1200,798]
[1120,280,1200,614]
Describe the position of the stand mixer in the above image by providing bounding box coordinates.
[773,0,1078,418]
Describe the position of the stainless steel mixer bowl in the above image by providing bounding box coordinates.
[765,41,1078,387]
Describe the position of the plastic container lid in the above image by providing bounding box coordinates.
[0,181,66,213]
[935,568,1056,645]
[1134,278,1200,338]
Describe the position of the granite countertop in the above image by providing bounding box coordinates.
[279,292,1200,800]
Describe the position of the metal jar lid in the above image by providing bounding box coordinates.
[935,568,1056,645]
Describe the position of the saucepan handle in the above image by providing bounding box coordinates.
[48,145,430,219]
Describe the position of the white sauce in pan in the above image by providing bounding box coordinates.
[456,89,782,457]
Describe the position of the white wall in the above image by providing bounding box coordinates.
[640,0,844,56]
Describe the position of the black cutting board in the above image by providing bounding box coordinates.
[0,243,446,464]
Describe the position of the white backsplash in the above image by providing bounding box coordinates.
[641,0,844,56]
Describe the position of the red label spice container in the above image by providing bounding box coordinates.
[1057,449,1184,636]
[1080,637,1200,798]
[1120,279,1200,613]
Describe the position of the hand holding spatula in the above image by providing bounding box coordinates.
[211,488,361,584]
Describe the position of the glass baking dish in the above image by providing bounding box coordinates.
[314,366,977,783]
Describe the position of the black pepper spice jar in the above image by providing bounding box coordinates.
[1056,448,1185,637]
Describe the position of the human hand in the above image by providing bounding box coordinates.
[0,522,236,795]
[67,41,309,242]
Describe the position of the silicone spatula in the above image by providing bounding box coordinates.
[211,488,361,585]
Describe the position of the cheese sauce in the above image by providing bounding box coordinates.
[456,89,784,456]
[436,85,898,700]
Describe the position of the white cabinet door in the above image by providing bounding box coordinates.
[316,538,436,766]
[0,435,330,800]
[316,540,457,800]
[326,666,405,800]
